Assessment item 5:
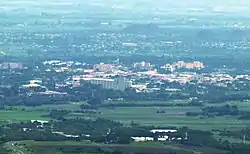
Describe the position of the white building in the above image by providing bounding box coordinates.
[131,137,154,142]
[31,120,49,124]
[52,131,79,138]
[150,129,177,133]
[158,136,169,141]
[82,76,132,91]
[158,138,167,141]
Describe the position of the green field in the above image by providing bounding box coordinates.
[17,102,86,111]
[226,101,250,111]
[0,110,50,123]
[20,140,95,146]
[3,100,250,131]
[0,102,85,123]
[0,102,84,123]
[92,107,250,131]
[103,100,190,105]
[206,101,250,111]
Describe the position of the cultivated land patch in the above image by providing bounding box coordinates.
[18,102,86,111]
[223,101,250,112]
[0,110,49,123]
[103,100,190,105]
[91,107,250,131]
[5,101,250,131]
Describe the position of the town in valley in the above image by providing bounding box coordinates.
[1,0,250,154]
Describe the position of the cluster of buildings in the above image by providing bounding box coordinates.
[39,60,250,94]
[22,80,44,88]
[0,62,23,69]
[94,63,115,72]
[133,61,152,70]
[122,42,138,47]
[161,61,205,72]
[131,129,187,142]
[175,61,204,70]
[39,60,206,93]
[22,80,67,96]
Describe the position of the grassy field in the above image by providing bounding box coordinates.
[12,100,188,111]
[0,102,86,124]
[0,102,84,123]
[227,101,250,111]
[206,100,250,111]
[92,107,250,131]
[16,102,86,111]
[214,133,250,145]
[103,100,190,105]
[0,110,50,123]
[68,104,250,131]
[20,140,95,146]
[3,100,250,131]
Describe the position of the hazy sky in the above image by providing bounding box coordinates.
[1,0,250,8]
[1,0,250,15]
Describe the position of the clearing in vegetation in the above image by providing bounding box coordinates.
[0,110,49,124]
[4,100,250,131]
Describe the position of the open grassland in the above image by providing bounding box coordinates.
[69,104,250,131]
[21,140,95,146]
[213,134,250,145]
[206,101,250,111]
[4,100,250,131]
[0,102,84,123]
[0,110,49,124]
[103,100,190,105]
[227,101,250,111]
[13,100,188,112]
[17,102,86,111]
[94,107,250,131]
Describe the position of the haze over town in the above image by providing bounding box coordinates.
[0,0,250,154]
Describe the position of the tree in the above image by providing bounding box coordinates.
[87,97,103,106]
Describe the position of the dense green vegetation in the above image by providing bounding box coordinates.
[0,116,221,153]
[18,141,196,154]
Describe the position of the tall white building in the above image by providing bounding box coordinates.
[82,76,132,91]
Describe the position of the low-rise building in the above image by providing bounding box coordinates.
[94,63,115,72]
[131,137,154,142]
[150,129,178,133]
